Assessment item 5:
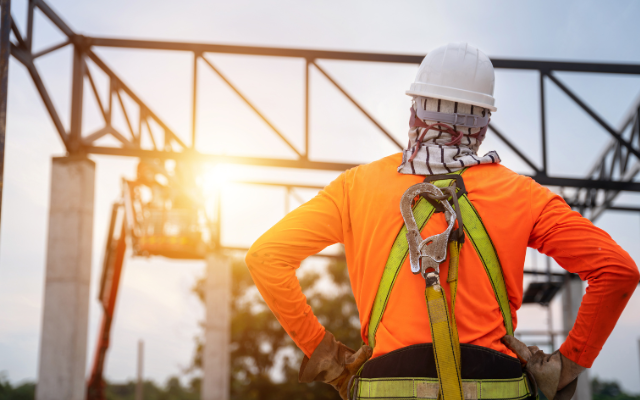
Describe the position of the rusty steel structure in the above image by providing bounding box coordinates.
[3,0,640,211]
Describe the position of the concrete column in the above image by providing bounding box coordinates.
[36,156,95,400]
[201,253,231,400]
[136,340,144,400]
[562,274,591,400]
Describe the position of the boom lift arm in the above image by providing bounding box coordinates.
[87,203,128,400]
[86,161,213,400]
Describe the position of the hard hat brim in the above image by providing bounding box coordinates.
[406,83,497,112]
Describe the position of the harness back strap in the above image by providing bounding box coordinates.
[425,240,463,400]
[366,170,513,350]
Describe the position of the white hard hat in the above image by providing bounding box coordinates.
[406,43,497,112]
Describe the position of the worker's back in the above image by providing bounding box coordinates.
[342,153,534,359]
[308,151,593,361]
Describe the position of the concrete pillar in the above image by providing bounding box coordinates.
[201,253,231,400]
[36,156,95,400]
[136,340,144,400]
[562,274,591,400]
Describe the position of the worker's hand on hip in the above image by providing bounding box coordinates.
[299,330,372,400]
[501,335,585,400]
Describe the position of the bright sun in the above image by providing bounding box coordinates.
[201,164,239,195]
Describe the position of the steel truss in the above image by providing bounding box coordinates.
[3,0,640,222]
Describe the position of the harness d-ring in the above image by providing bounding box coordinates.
[399,182,457,283]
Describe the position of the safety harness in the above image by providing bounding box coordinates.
[351,170,532,400]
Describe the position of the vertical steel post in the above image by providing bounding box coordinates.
[546,257,554,351]
[26,0,34,51]
[69,42,85,153]
[216,187,222,249]
[304,59,310,159]
[191,52,199,149]
[0,0,12,236]
[540,71,548,175]
[285,186,290,214]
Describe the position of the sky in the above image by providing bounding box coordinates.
[1,0,640,393]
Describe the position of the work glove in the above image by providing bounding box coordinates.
[299,331,373,400]
[502,335,584,400]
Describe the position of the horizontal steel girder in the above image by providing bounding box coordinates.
[87,37,640,74]
[85,146,640,191]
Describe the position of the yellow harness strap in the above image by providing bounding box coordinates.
[361,170,515,400]
[425,240,463,400]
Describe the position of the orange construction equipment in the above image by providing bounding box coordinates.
[86,204,127,400]
[86,163,212,400]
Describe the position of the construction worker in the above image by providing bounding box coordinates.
[246,43,639,400]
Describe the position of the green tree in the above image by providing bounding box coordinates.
[592,377,640,400]
[0,373,36,400]
[192,251,360,400]
[105,377,200,400]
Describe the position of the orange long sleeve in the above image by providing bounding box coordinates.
[246,174,347,357]
[528,182,640,367]
[246,153,639,365]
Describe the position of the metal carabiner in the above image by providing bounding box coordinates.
[400,183,457,286]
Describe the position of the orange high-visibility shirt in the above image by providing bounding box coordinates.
[246,153,639,368]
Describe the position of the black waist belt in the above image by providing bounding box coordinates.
[352,343,535,400]
[362,343,523,380]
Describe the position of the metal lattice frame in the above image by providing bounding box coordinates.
[565,102,640,220]
[3,0,640,221]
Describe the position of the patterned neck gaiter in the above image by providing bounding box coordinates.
[397,97,501,176]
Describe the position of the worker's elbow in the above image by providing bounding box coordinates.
[245,243,259,272]
[245,240,266,274]
[628,262,640,286]
[618,254,640,289]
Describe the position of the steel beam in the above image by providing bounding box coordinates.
[86,50,188,150]
[532,173,640,191]
[85,145,357,171]
[0,0,11,233]
[488,124,540,173]
[547,73,640,160]
[10,44,68,145]
[86,37,640,74]
[69,45,85,152]
[540,73,548,174]
[191,52,198,149]
[84,146,640,191]
[312,61,402,149]
[200,55,301,157]
[33,0,74,37]
[25,0,33,51]
[32,40,70,59]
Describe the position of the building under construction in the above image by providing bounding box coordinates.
[1,1,639,400]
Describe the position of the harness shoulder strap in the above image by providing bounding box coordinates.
[458,194,514,336]
[366,170,513,350]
